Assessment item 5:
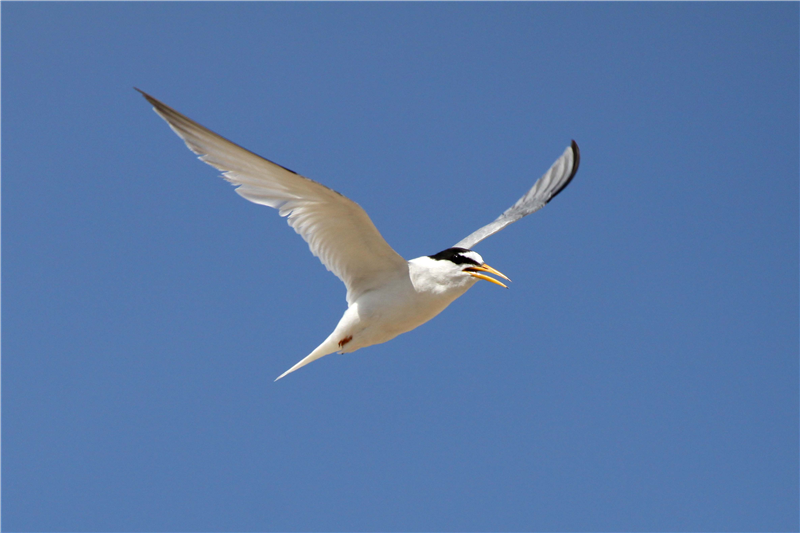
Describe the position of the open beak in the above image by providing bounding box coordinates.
[464,263,511,289]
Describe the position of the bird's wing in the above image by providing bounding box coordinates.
[454,141,580,250]
[138,90,408,305]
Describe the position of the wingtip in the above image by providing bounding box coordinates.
[134,88,162,109]
[570,140,581,174]
[546,139,581,204]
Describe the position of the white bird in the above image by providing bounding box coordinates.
[138,89,580,380]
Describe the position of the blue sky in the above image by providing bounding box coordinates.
[3,2,797,531]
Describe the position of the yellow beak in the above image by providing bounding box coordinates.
[464,263,511,289]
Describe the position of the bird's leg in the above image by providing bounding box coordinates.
[338,335,353,348]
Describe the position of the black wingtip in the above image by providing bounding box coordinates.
[134,88,159,107]
[570,140,580,176]
[547,140,581,203]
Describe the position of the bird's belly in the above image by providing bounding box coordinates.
[339,283,469,353]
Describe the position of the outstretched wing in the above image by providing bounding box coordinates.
[138,90,407,305]
[454,141,580,250]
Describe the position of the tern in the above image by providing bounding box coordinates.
[138,90,580,380]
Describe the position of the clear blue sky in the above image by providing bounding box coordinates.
[3,3,797,531]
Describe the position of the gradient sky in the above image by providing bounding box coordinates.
[3,3,798,531]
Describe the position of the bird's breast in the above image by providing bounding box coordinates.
[336,262,478,353]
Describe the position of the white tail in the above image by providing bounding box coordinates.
[274,338,338,381]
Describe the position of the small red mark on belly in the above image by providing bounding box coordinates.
[338,335,353,348]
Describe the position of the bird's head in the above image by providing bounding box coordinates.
[427,247,511,288]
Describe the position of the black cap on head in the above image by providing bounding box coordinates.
[428,247,482,266]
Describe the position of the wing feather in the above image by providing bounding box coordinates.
[454,141,580,249]
[138,89,407,304]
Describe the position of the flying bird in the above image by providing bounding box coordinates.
[137,89,580,380]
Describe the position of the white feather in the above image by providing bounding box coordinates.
[138,89,407,305]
